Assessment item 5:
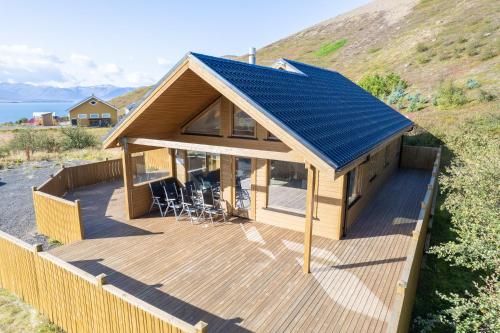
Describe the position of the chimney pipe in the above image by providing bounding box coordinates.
[249,47,256,65]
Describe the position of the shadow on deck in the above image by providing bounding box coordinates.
[52,168,430,333]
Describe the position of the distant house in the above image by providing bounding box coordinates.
[67,95,122,127]
[32,112,55,126]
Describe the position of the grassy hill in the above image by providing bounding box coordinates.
[248,0,498,97]
[109,86,151,109]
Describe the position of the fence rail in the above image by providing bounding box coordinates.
[33,158,124,243]
[0,230,206,333]
[387,146,442,333]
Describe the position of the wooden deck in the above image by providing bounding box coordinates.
[49,169,430,332]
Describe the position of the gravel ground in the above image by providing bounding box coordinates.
[0,161,67,248]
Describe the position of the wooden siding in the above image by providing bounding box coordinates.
[387,147,441,333]
[400,145,439,170]
[49,167,431,332]
[346,137,402,230]
[69,97,119,126]
[0,230,205,333]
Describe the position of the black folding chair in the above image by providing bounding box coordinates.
[149,181,167,216]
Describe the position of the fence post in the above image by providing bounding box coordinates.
[195,321,208,333]
[96,273,107,287]
[75,199,84,240]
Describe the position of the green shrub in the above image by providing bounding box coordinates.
[435,81,468,109]
[417,54,432,64]
[0,145,9,159]
[457,36,468,43]
[15,117,28,124]
[36,131,60,153]
[479,89,497,102]
[466,40,481,56]
[315,38,347,57]
[480,48,497,61]
[407,93,423,112]
[60,127,98,150]
[416,42,430,52]
[358,73,408,99]
[8,129,38,160]
[466,79,481,89]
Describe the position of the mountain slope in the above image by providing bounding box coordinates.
[0,83,135,103]
[247,0,498,96]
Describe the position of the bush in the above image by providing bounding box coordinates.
[0,145,9,159]
[416,42,430,52]
[8,129,38,160]
[60,127,98,150]
[466,79,481,89]
[407,93,423,112]
[479,89,497,102]
[36,131,60,153]
[358,73,408,99]
[466,40,481,56]
[435,81,468,109]
[480,48,497,61]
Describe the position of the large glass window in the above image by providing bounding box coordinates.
[232,106,256,137]
[235,157,252,211]
[268,161,307,214]
[183,99,221,136]
[186,150,220,189]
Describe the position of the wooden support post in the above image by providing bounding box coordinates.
[121,137,134,220]
[303,163,316,274]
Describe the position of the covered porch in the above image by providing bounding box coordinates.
[50,167,431,332]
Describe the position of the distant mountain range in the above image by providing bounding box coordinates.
[0,83,135,103]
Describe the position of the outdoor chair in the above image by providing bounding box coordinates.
[198,188,227,225]
[149,181,167,217]
[163,185,182,220]
[178,187,200,224]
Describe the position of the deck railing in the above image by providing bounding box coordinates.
[0,229,207,333]
[387,146,441,333]
[33,158,123,243]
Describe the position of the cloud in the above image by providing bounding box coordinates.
[0,44,158,87]
[157,57,172,66]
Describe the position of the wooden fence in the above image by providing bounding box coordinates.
[387,146,442,333]
[400,145,439,170]
[0,230,207,333]
[33,158,123,244]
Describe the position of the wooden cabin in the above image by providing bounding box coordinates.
[68,95,122,127]
[103,52,413,273]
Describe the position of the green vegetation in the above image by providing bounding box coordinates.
[60,127,97,150]
[109,86,151,109]
[412,114,500,332]
[0,289,63,333]
[435,81,468,109]
[314,38,347,57]
[358,73,408,99]
[0,127,118,167]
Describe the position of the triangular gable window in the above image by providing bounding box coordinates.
[183,98,221,136]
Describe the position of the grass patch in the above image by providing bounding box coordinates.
[0,289,63,333]
[315,38,347,57]
[48,239,62,247]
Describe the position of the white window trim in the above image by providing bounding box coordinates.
[77,114,88,119]
[89,113,99,119]
[101,113,111,119]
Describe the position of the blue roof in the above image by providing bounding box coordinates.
[191,53,412,170]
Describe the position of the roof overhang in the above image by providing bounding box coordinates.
[67,95,120,113]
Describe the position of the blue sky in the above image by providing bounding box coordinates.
[0,0,370,87]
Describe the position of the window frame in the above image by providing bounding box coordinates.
[181,98,222,137]
[267,131,280,141]
[89,113,99,119]
[232,104,256,138]
[77,113,88,119]
[266,160,308,215]
[347,168,361,208]
[101,113,111,119]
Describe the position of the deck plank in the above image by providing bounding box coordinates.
[49,168,430,332]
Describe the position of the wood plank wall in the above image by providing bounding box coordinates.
[387,147,441,333]
[345,137,402,230]
[400,145,438,170]
[0,230,206,333]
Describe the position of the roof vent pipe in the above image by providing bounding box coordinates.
[249,47,256,65]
